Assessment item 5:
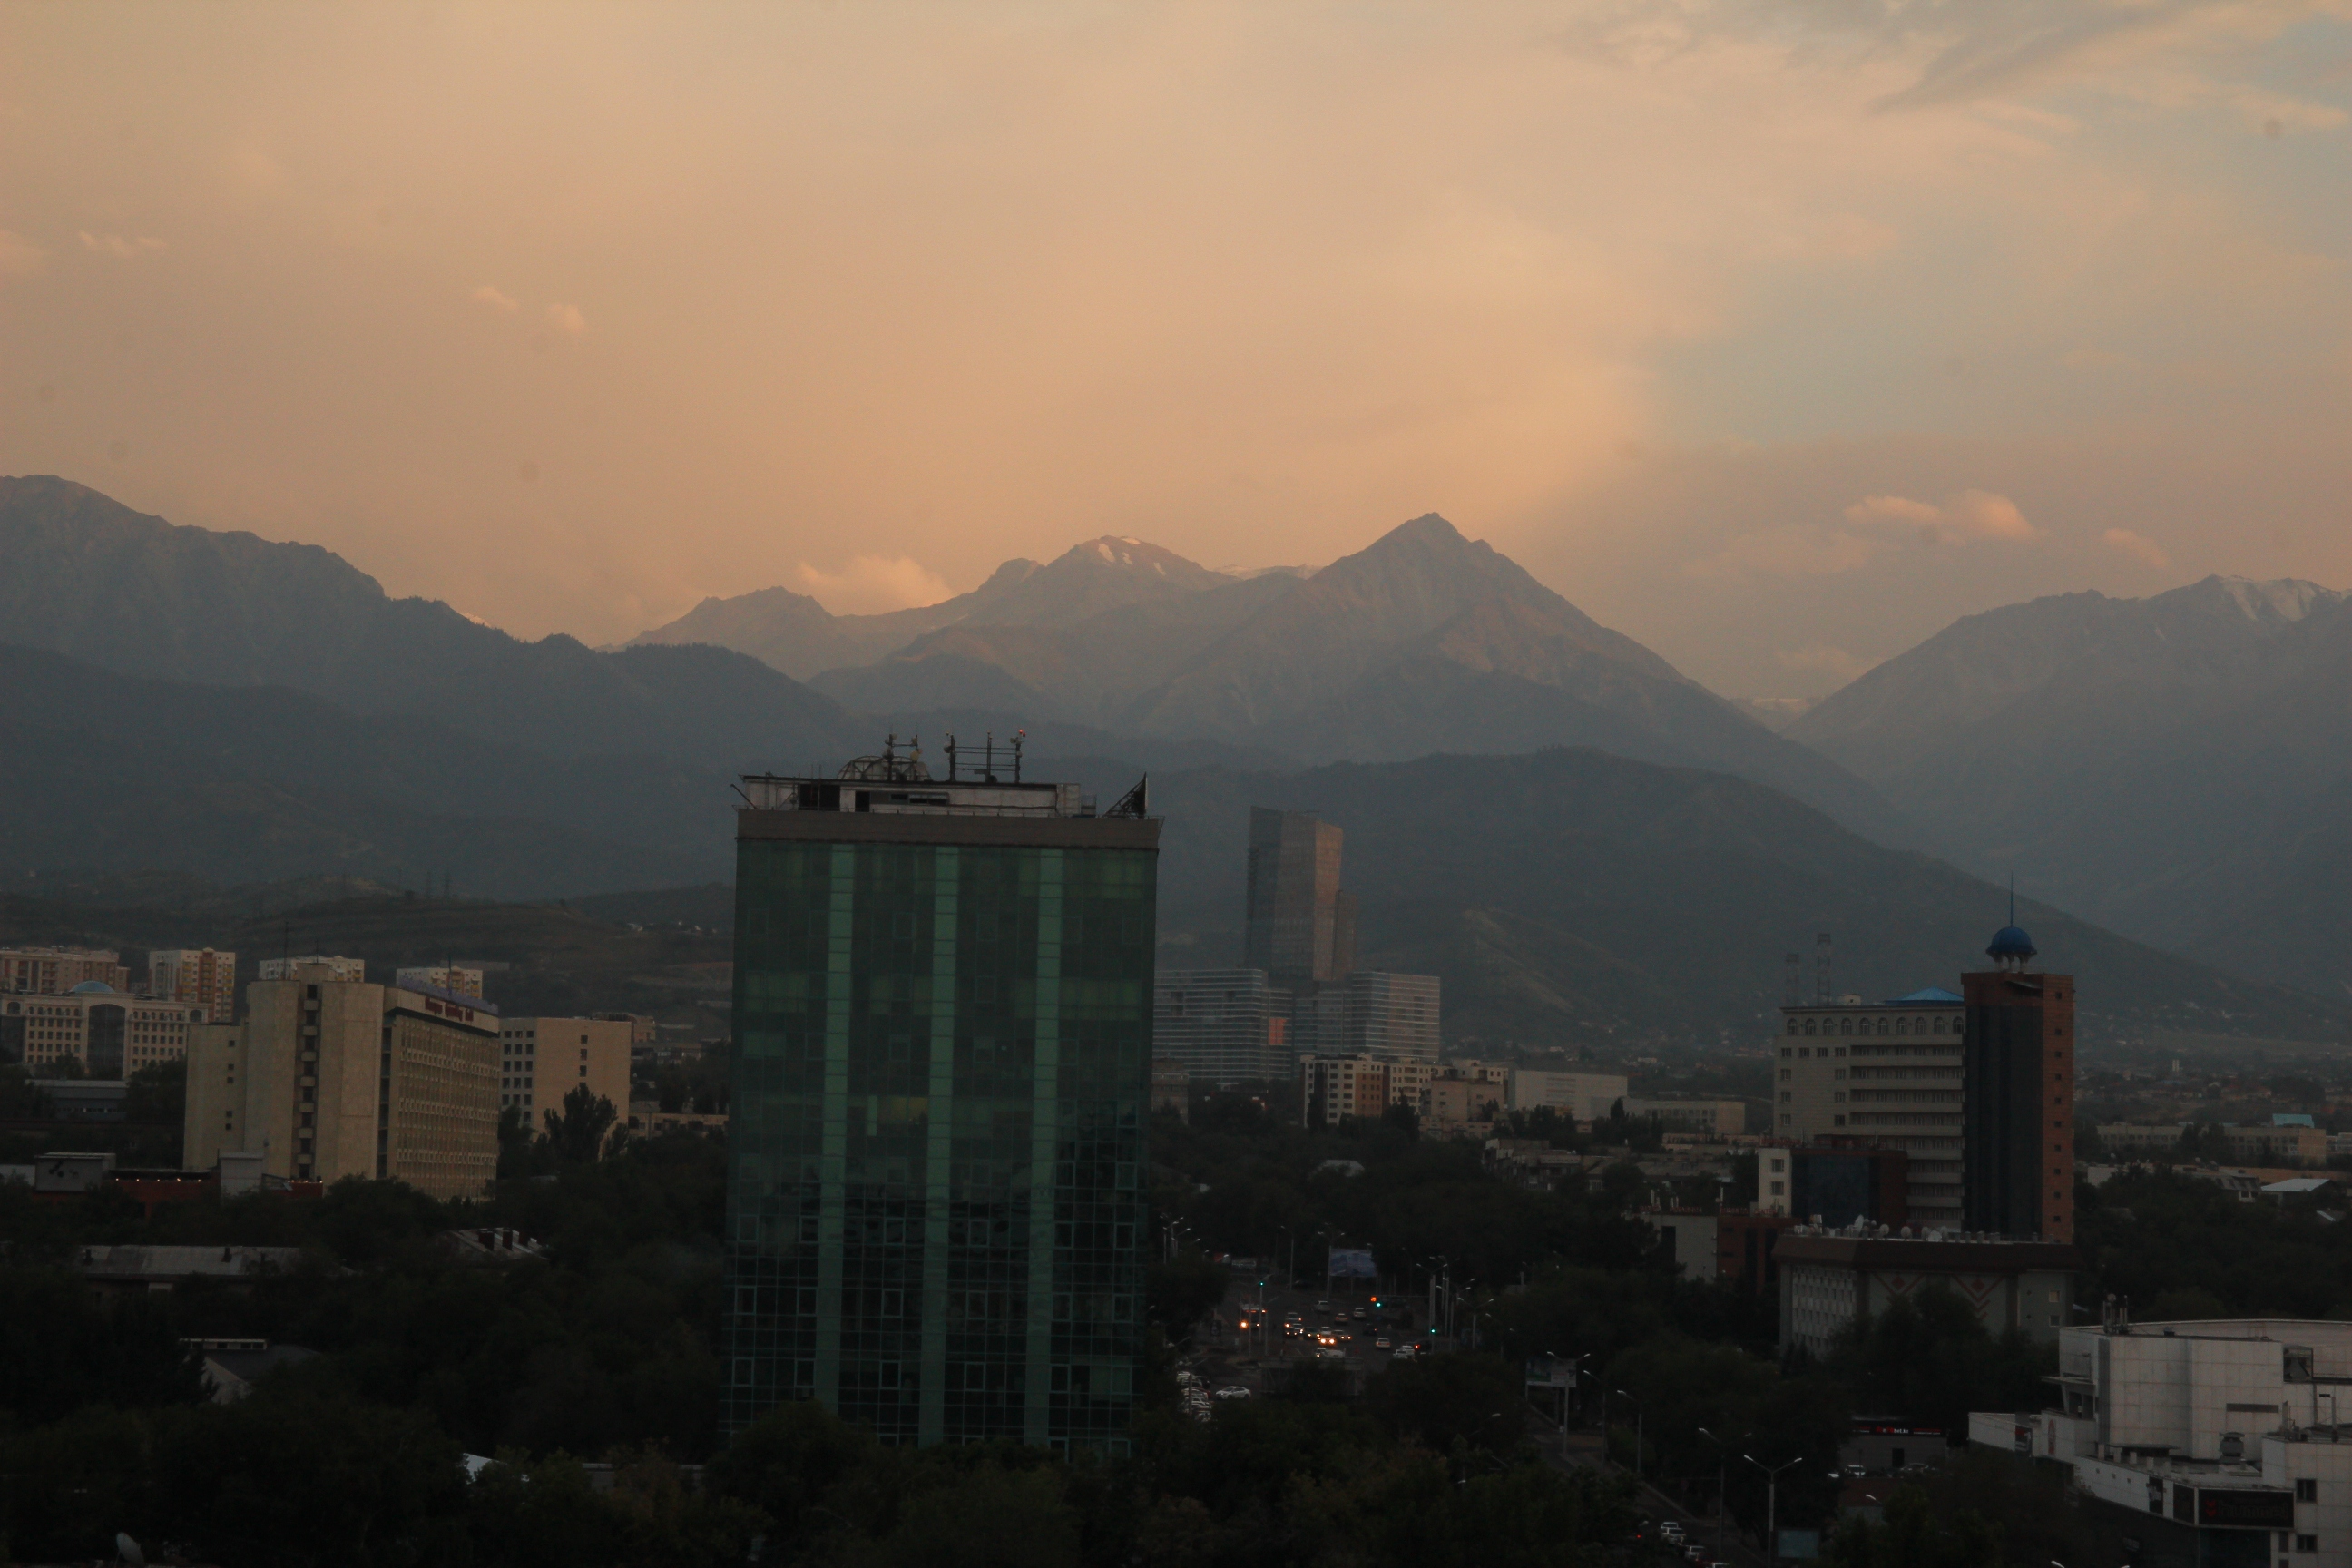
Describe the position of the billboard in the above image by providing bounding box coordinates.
[1328,1246,1377,1279]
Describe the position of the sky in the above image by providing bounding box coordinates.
[3,2,2347,697]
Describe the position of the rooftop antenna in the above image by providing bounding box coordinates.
[944,732,959,781]
[2008,872,2017,928]
[1782,952,1800,1008]
[982,731,998,785]
[1815,930,1832,1004]
[1012,729,1025,783]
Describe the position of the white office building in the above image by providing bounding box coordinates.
[1974,1316,2352,1567]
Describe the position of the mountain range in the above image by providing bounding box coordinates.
[1790,576,2351,998]
[637,513,1908,843]
[2,473,2346,1021]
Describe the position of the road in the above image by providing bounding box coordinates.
[1200,1276,1769,1565]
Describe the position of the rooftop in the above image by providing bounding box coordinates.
[740,733,1147,821]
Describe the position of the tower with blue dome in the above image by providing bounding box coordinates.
[1961,889,2075,1246]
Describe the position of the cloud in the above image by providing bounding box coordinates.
[1776,643,1878,682]
[2102,526,2171,568]
[77,231,164,258]
[0,230,44,279]
[794,554,955,616]
[1843,488,2039,543]
[545,302,586,335]
[471,284,518,311]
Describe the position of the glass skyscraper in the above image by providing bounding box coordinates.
[721,745,1158,1450]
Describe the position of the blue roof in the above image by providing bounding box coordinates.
[68,979,116,995]
[1886,987,1962,1004]
[2274,1113,2317,1128]
[1986,925,2036,959]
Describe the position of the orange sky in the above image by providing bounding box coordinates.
[3,3,2347,695]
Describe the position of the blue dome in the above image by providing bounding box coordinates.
[68,979,116,994]
[1986,926,2036,960]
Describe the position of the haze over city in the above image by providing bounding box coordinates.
[5,2,2348,694]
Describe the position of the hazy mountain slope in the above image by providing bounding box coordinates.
[1146,750,2347,1050]
[1788,576,2351,995]
[0,475,862,769]
[0,644,732,894]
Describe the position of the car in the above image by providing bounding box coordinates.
[1659,1523,1683,1541]
[1372,1338,1392,1350]
[1314,1299,1332,1313]
[1352,1307,1367,1320]
[1683,1546,1706,1563]
[1391,1346,1417,1361]
[1213,1386,1252,1400]
[1319,1348,1347,1361]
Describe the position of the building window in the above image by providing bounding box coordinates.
[2298,1479,2318,1503]
[1769,1181,1784,1196]
[2298,1534,2318,1553]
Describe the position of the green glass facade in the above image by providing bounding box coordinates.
[721,822,1157,1449]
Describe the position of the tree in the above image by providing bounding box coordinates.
[544,1084,622,1162]
[124,1058,187,1128]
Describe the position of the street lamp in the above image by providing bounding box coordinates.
[1743,1454,1803,1564]
[1696,1426,1740,1563]
[1615,1390,1645,1485]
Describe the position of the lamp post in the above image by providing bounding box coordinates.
[1696,1426,1737,1563]
[1615,1389,1645,1485]
[1743,1453,1803,1563]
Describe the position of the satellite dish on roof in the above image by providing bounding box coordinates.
[116,1533,146,1568]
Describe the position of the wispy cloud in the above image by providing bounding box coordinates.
[795,554,954,615]
[2102,526,2171,568]
[78,231,163,258]
[1844,488,2039,543]
[545,302,586,335]
[471,284,518,311]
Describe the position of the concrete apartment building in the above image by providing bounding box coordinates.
[0,987,204,1077]
[0,946,131,995]
[1508,1069,1628,1121]
[1777,987,1967,1227]
[496,1015,632,1122]
[183,962,500,1200]
[1152,969,1292,1087]
[1624,1097,1747,1136]
[1297,970,1441,1063]
[149,949,238,1021]
[2103,1122,2330,1167]
[258,955,365,983]
[1974,1315,2352,1567]
[398,965,485,999]
[1779,1230,2078,1357]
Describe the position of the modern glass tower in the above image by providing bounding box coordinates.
[721,741,1158,1450]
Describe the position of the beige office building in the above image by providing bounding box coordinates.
[1777,989,1967,1227]
[150,949,238,1021]
[0,987,204,1077]
[0,946,131,995]
[495,1015,632,1128]
[397,965,485,1000]
[183,964,499,1200]
[258,955,366,983]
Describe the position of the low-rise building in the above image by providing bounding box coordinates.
[2101,1122,2330,1168]
[1508,1069,1627,1120]
[397,965,485,999]
[258,955,364,983]
[1972,1316,2352,1567]
[1300,1054,1392,1126]
[1624,1097,1747,1137]
[1150,1057,1191,1121]
[1777,1229,2076,1357]
[0,986,205,1078]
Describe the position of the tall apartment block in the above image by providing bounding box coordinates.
[1242,808,1354,992]
[1774,988,1966,1227]
[0,946,131,995]
[721,744,1158,1450]
[1963,918,2075,1244]
[150,949,238,1022]
[1152,969,1289,1087]
[1298,971,1441,1064]
[496,1015,633,1122]
[182,962,500,1200]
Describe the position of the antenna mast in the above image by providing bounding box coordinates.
[1815,930,1833,1004]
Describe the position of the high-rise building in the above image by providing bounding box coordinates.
[1507,1069,1629,1121]
[1152,969,1290,1087]
[259,955,366,983]
[150,949,238,1021]
[181,963,500,1200]
[0,946,130,995]
[1242,809,1349,992]
[1774,989,1966,1228]
[1297,971,1440,1064]
[1963,918,2075,1244]
[721,746,1158,1450]
[397,965,485,1000]
[496,1016,632,1125]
